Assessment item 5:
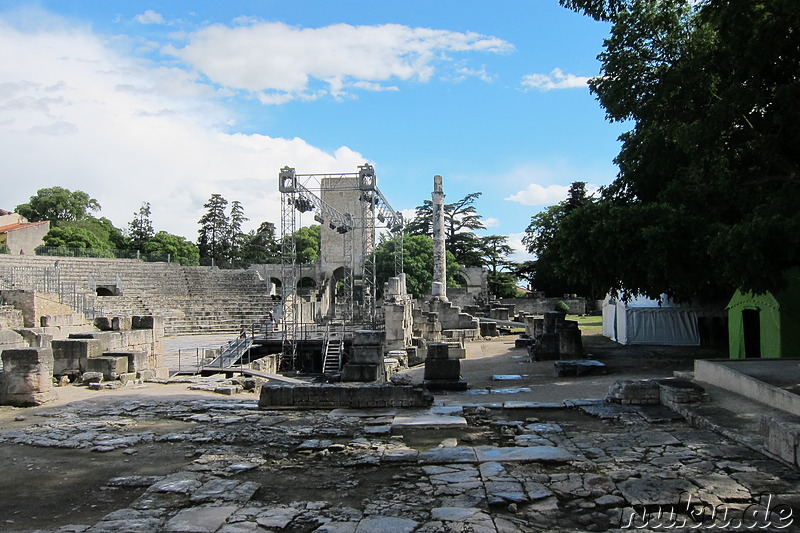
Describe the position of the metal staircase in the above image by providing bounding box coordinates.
[206,336,253,369]
[322,337,343,374]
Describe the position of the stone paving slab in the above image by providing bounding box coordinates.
[474,445,576,463]
[328,408,397,418]
[417,446,478,464]
[501,401,563,409]
[392,411,467,428]
[164,504,239,533]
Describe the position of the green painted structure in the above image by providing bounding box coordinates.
[727,271,800,359]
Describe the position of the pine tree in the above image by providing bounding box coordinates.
[197,194,230,265]
[128,202,155,250]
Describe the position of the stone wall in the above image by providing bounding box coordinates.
[258,382,433,408]
[0,305,24,330]
[6,221,50,256]
[0,290,79,328]
[499,297,587,316]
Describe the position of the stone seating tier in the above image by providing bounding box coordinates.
[0,255,275,336]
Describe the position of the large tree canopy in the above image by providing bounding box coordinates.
[545,0,800,300]
[16,187,100,222]
[406,192,486,267]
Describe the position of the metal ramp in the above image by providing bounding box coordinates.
[205,336,253,370]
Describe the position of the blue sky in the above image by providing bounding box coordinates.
[0,1,626,261]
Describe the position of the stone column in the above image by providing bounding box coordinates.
[431,175,447,302]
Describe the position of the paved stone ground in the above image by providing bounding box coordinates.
[1,336,799,532]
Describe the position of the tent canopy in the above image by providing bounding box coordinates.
[602,294,701,346]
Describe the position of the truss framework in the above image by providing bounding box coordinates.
[278,165,403,366]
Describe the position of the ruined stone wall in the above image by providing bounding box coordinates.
[0,305,24,330]
[319,177,372,270]
[1,290,78,328]
[499,297,587,316]
[258,383,432,408]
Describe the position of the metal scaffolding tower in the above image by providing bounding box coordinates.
[278,165,404,366]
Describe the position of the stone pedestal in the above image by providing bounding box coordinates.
[342,330,386,382]
[423,342,467,391]
[0,347,57,406]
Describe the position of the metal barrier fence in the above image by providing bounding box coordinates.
[0,265,104,320]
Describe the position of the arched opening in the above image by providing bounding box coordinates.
[297,277,317,300]
[269,277,282,301]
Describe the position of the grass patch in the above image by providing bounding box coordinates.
[568,314,603,335]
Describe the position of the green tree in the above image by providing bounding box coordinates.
[294,225,321,264]
[142,231,200,266]
[547,0,800,300]
[406,192,486,266]
[375,234,461,299]
[42,217,128,251]
[228,200,248,264]
[480,235,514,274]
[16,187,100,222]
[523,183,599,297]
[488,271,522,299]
[239,221,281,266]
[128,202,155,250]
[42,225,107,249]
[197,194,230,265]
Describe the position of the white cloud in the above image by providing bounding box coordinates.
[482,217,500,228]
[165,22,513,102]
[134,10,165,25]
[506,183,571,206]
[0,15,365,240]
[521,67,589,92]
[505,232,535,263]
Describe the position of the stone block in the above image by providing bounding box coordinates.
[655,378,705,404]
[0,329,25,350]
[118,372,137,385]
[112,316,133,331]
[86,356,129,380]
[81,372,103,384]
[341,363,382,382]
[532,334,559,361]
[606,379,661,405]
[480,322,498,337]
[132,315,163,333]
[543,311,566,334]
[386,350,409,368]
[515,337,534,349]
[490,308,509,321]
[94,317,114,331]
[0,347,57,406]
[424,358,462,382]
[557,326,583,359]
[406,347,424,366]
[554,360,607,377]
[762,417,800,466]
[350,345,383,365]
[427,342,450,360]
[353,330,384,346]
[105,350,148,372]
[52,339,104,375]
[15,329,53,348]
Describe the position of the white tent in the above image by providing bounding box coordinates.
[602,294,700,346]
